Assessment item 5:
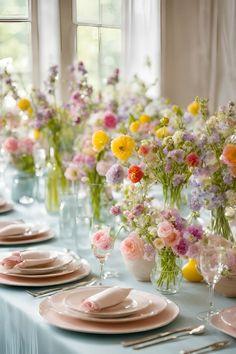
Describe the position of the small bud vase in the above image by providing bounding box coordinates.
[150,248,182,294]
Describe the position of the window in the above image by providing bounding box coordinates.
[0,0,38,88]
[74,0,122,88]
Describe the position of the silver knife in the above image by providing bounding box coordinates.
[121,327,194,347]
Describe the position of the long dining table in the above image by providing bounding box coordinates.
[0,200,235,354]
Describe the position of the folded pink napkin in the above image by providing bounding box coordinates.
[0,223,28,237]
[0,250,54,269]
[81,287,132,312]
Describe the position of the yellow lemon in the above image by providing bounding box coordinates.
[33,128,41,141]
[129,121,140,133]
[187,101,200,116]
[182,259,203,282]
[139,114,151,124]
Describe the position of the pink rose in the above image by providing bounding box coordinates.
[3,137,18,153]
[120,232,144,260]
[65,163,81,181]
[163,229,181,247]
[91,229,114,250]
[18,138,34,154]
[157,221,174,238]
[103,111,118,129]
[96,160,113,176]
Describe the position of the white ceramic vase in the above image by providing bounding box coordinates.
[123,257,155,282]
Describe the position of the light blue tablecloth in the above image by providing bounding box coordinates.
[0,201,235,354]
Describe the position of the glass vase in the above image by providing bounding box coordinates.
[211,206,234,242]
[151,248,182,294]
[11,170,35,205]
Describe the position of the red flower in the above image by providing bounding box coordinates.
[128,165,144,183]
[138,144,150,156]
[186,153,200,167]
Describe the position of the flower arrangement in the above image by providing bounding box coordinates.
[91,227,114,251]
[3,136,35,174]
[189,99,236,241]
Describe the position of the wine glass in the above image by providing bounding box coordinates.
[33,147,46,201]
[197,245,226,321]
[90,224,115,285]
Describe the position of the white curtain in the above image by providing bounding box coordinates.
[161,0,236,111]
[122,0,161,93]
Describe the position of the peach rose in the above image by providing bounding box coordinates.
[163,229,181,247]
[157,221,174,238]
[91,229,114,250]
[3,137,18,153]
[221,144,236,166]
[153,238,165,250]
[120,232,144,260]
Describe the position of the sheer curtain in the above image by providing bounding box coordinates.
[122,0,161,93]
[161,0,236,111]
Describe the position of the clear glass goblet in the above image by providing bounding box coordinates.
[90,224,115,285]
[197,246,226,321]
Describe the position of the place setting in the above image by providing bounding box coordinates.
[0,219,55,245]
[0,248,91,287]
[39,285,180,335]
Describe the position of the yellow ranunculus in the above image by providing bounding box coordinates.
[18,98,31,111]
[155,127,171,139]
[139,114,151,124]
[92,130,109,152]
[33,128,41,141]
[27,106,33,117]
[111,135,135,161]
[129,121,140,133]
[160,117,169,126]
[187,101,200,116]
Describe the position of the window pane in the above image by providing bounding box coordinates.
[100,28,121,84]
[77,26,99,87]
[0,0,29,18]
[101,0,121,26]
[76,0,99,24]
[0,22,31,77]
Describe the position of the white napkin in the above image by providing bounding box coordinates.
[0,223,28,237]
[81,287,132,312]
[16,250,54,268]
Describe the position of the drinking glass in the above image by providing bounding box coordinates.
[90,223,115,285]
[197,246,226,321]
[33,147,46,201]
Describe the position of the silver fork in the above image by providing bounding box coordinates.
[26,277,97,297]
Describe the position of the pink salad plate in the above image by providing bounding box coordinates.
[64,286,166,318]
[210,311,236,338]
[220,306,236,330]
[0,230,55,245]
[50,288,168,323]
[1,260,81,279]
[0,203,14,214]
[0,258,90,287]
[39,295,179,334]
[0,225,51,239]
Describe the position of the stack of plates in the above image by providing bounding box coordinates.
[0,221,54,245]
[39,286,179,334]
[0,199,13,214]
[0,250,91,287]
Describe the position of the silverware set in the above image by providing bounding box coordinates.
[26,277,97,297]
[121,325,231,352]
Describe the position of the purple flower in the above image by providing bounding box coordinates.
[182,132,195,142]
[165,161,172,172]
[189,195,202,212]
[167,149,184,163]
[223,172,233,184]
[132,204,144,217]
[183,112,193,123]
[186,224,203,240]
[84,155,96,168]
[173,174,185,187]
[143,244,155,261]
[106,164,125,184]
[110,205,122,216]
[174,239,188,256]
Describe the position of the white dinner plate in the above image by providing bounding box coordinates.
[50,288,167,323]
[64,286,155,318]
[0,258,90,287]
[39,296,179,334]
[210,312,236,338]
[0,230,55,245]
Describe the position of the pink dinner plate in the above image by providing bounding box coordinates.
[50,289,167,323]
[0,258,90,287]
[39,297,179,334]
[64,286,160,318]
[0,230,55,245]
[220,307,236,330]
[1,260,80,279]
[210,312,236,338]
[0,225,51,239]
[0,203,14,214]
